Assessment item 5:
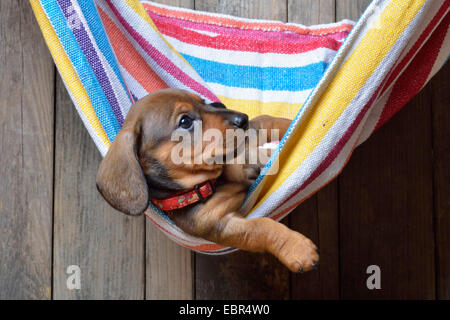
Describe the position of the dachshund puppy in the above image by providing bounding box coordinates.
[96,89,319,273]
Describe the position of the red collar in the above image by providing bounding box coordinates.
[151,180,216,211]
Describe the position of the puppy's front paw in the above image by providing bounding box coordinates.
[276,231,319,273]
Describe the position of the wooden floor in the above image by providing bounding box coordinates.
[0,0,448,300]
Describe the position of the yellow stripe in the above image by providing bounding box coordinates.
[124,0,158,29]
[218,96,303,120]
[250,0,426,212]
[30,0,110,148]
[124,0,192,66]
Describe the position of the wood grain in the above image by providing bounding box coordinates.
[339,89,436,299]
[337,0,435,300]
[146,0,195,300]
[431,63,450,300]
[336,0,372,21]
[154,0,195,8]
[146,223,194,299]
[196,0,288,21]
[288,0,335,25]
[53,75,145,300]
[194,0,290,300]
[0,1,54,299]
[287,0,340,300]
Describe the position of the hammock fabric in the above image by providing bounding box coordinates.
[31,0,450,254]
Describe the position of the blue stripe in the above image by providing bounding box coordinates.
[182,54,328,91]
[40,0,120,142]
[149,203,176,225]
[58,0,125,126]
[77,0,131,103]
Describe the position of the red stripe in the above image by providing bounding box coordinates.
[376,10,449,130]
[98,7,168,93]
[150,13,350,43]
[378,3,450,100]
[156,19,343,54]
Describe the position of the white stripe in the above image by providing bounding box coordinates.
[207,82,311,105]
[165,34,339,68]
[357,85,392,145]
[184,27,219,37]
[119,65,149,101]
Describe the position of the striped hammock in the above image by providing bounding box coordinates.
[31,0,450,254]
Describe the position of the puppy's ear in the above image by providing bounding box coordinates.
[96,127,149,216]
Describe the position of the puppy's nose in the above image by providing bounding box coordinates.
[232,114,249,129]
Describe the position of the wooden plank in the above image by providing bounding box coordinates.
[53,78,145,299]
[336,0,372,21]
[146,223,194,300]
[0,1,54,299]
[146,0,195,300]
[338,0,435,300]
[339,89,436,299]
[287,0,340,300]
[288,0,335,25]
[154,0,195,9]
[194,0,290,300]
[196,0,288,20]
[431,63,450,300]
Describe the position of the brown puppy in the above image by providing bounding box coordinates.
[96,89,319,272]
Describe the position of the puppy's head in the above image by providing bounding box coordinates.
[96,89,249,216]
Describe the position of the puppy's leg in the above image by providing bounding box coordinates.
[218,215,319,273]
[250,115,292,145]
[171,184,319,273]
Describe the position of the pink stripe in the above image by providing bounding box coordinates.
[156,19,343,54]
[143,2,353,36]
[149,12,350,43]
[105,0,218,102]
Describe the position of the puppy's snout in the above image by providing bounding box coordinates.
[232,114,249,129]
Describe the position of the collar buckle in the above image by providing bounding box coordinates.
[195,180,215,202]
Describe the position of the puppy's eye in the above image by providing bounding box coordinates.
[179,115,194,130]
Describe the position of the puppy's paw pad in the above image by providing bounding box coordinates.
[278,233,319,273]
